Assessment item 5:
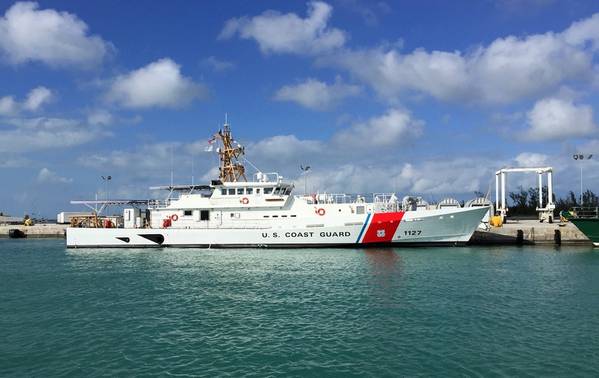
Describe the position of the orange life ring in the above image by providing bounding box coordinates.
[240,197,249,205]
[171,214,179,221]
[316,208,325,216]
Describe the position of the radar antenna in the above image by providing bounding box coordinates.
[213,117,247,182]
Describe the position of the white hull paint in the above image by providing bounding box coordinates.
[67,206,488,248]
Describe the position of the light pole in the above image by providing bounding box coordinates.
[300,165,311,195]
[101,175,112,214]
[573,154,593,206]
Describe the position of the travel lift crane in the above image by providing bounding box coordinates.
[495,167,555,223]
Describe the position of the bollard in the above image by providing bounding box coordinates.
[516,229,524,245]
[554,229,561,245]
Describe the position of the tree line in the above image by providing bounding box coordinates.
[504,186,599,216]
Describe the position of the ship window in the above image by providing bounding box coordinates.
[228,189,235,195]
[356,206,365,215]
[291,215,297,217]
[200,210,209,221]
[246,188,253,194]
[284,188,292,195]
[264,187,273,194]
[272,215,278,218]
[273,187,281,195]
[263,215,269,218]
[282,215,287,218]
[237,188,244,195]
[221,189,227,195]
[184,210,193,216]
[256,188,261,194]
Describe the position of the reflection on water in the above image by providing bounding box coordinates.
[363,248,400,276]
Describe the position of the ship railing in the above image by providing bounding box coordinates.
[572,207,599,218]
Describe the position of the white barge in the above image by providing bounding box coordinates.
[66,124,488,248]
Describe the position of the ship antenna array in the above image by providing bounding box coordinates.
[213,118,247,182]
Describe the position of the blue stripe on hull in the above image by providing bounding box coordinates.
[355,213,371,243]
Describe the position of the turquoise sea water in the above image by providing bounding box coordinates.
[1,239,598,377]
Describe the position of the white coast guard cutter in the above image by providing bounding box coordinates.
[66,123,488,248]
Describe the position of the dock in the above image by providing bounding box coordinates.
[471,219,591,245]
[0,224,67,238]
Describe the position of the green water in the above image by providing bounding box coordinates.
[1,239,598,376]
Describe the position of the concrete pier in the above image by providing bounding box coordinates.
[0,224,66,238]
[471,219,591,245]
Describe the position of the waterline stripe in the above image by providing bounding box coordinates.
[356,213,371,243]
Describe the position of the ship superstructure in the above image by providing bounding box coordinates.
[66,122,488,248]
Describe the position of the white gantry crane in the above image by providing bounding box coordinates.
[495,167,555,223]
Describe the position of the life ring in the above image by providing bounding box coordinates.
[240,197,249,205]
[171,214,179,221]
[162,218,172,228]
[316,208,325,216]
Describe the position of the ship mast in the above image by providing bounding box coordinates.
[214,118,247,182]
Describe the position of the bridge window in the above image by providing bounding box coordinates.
[200,210,209,221]
[264,187,273,194]
[228,189,235,195]
[184,210,192,216]
[221,189,227,195]
[284,187,292,195]
[273,187,281,195]
[246,188,253,194]
[237,188,244,195]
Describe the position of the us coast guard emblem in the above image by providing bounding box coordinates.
[377,229,385,238]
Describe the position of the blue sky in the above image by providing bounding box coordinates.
[1,0,599,217]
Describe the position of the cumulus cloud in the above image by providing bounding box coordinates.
[322,12,599,104]
[525,97,597,140]
[201,56,235,72]
[0,117,110,153]
[37,167,72,184]
[333,108,423,148]
[0,95,18,116]
[0,1,112,68]
[274,77,360,110]
[22,86,53,111]
[107,58,208,109]
[514,152,549,167]
[219,1,346,55]
[0,86,53,115]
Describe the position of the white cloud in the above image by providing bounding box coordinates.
[0,86,53,115]
[274,77,360,110]
[201,56,235,72]
[219,1,346,55]
[0,1,112,68]
[514,152,549,167]
[322,13,599,104]
[0,95,18,115]
[37,167,72,184]
[0,117,110,153]
[333,108,423,148]
[107,58,208,109]
[87,109,113,126]
[525,97,597,140]
[22,86,53,111]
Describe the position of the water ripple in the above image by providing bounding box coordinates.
[1,240,598,376]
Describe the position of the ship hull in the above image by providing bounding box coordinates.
[66,207,488,248]
[570,218,599,247]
